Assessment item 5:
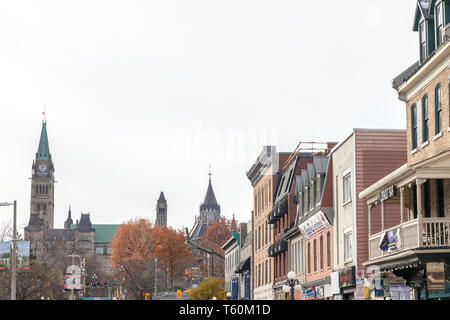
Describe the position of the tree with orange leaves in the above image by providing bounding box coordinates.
[111,218,156,300]
[152,225,193,288]
[197,217,239,278]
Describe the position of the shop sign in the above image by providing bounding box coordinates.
[302,287,316,300]
[426,262,445,290]
[427,282,450,299]
[377,185,397,202]
[339,266,356,288]
[298,211,331,240]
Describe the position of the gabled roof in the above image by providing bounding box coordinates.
[413,0,434,31]
[36,121,51,160]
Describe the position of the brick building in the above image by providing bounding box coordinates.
[359,0,450,300]
[246,146,289,300]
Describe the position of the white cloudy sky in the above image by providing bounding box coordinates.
[0,0,417,232]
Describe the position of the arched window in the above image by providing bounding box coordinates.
[327,232,331,268]
[411,104,417,149]
[422,95,429,142]
[307,242,311,274]
[313,239,317,272]
[320,236,324,270]
[435,83,442,134]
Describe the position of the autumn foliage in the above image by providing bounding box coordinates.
[153,225,193,287]
[188,277,227,300]
[197,217,239,278]
[110,218,193,298]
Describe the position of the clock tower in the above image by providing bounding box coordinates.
[29,120,55,230]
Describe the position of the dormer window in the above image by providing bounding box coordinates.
[435,2,444,47]
[420,21,427,61]
[316,175,321,206]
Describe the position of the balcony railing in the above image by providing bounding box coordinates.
[368,216,450,260]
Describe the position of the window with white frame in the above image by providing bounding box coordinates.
[344,231,352,262]
[343,173,351,203]
[316,175,321,206]
[436,2,444,47]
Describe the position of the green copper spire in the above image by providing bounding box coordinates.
[36,121,50,160]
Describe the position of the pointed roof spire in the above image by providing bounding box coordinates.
[36,120,51,160]
[158,191,166,202]
[201,167,220,212]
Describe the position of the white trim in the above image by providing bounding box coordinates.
[343,226,353,234]
[410,148,418,155]
[420,141,430,148]
[342,167,352,177]
[433,131,443,140]
[398,41,450,101]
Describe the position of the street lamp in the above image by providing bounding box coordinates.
[282,271,301,300]
[0,201,17,301]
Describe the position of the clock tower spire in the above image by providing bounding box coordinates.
[28,119,55,230]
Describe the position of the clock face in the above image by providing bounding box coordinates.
[38,164,47,173]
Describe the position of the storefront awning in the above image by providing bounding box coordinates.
[235,257,250,274]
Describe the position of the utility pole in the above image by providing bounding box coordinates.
[0,201,17,300]
[11,201,17,301]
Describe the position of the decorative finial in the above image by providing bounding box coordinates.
[42,105,46,122]
[208,164,212,183]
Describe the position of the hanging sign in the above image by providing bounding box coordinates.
[427,262,445,290]
[299,211,331,240]
[0,242,11,271]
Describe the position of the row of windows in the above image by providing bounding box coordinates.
[35,184,49,195]
[297,175,323,217]
[226,250,239,273]
[255,222,272,251]
[306,232,332,274]
[290,239,305,274]
[36,203,48,211]
[256,259,271,288]
[254,181,272,215]
[411,83,444,150]
[419,1,448,62]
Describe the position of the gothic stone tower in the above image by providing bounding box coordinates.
[28,120,55,230]
[155,191,167,226]
[189,169,221,243]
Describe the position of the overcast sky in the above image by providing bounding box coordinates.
[0,1,418,233]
